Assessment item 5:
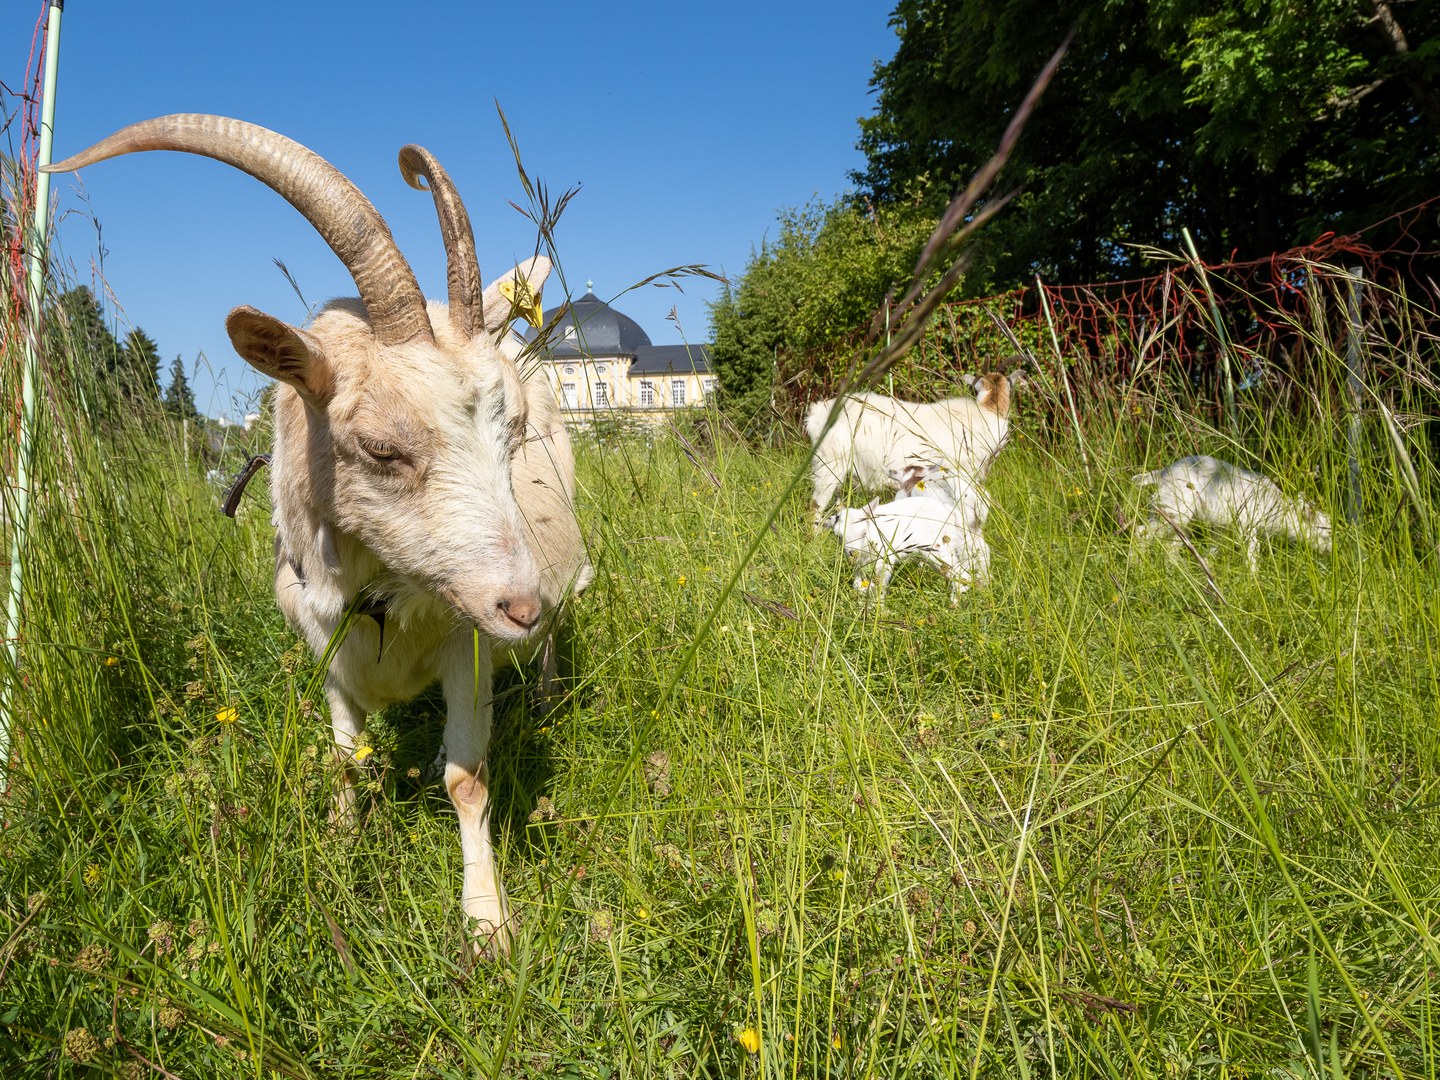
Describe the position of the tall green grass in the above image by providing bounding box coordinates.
[4,199,1439,1075]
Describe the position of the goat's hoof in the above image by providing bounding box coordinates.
[327,799,360,832]
[467,901,517,962]
[470,915,515,962]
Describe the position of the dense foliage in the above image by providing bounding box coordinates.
[708,195,937,434]
[164,354,202,424]
[855,0,1440,286]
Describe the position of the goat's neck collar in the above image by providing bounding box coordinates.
[278,529,390,658]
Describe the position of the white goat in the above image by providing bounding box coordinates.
[825,496,989,605]
[47,116,591,958]
[1132,454,1331,571]
[886,461,990,532]
[805,370,1018,518]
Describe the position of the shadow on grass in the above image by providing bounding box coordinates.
[371,622,595,855]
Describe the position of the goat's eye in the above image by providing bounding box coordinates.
[360,438,402,463]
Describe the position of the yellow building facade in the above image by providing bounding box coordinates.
[525,284,714,424]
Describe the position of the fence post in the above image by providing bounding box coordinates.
[1344,267,1365,524]
[3,0,65,787]
[1181,228,1238,437]
[1034,275,1092,483]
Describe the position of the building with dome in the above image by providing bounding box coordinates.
[524,282,714,422]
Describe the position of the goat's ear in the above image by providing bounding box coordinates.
[960,373,982,392]
[1008,369,1028,389]
[226,306,332,404]
[480,255,554,334]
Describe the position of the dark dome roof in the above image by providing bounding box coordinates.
[527,285,652,357]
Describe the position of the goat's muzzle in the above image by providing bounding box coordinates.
[497,594,542,634]
[441,579,544,643]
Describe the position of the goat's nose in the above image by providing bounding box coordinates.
[498,595,541,632]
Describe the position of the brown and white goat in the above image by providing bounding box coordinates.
[804,371,1019,518]
[46,115,591,957]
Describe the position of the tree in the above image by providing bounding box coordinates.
[55,286,123,387]
[855,0,1439,287]
[119,328,162,404]
[50,288,166,416]
[164,355,202,424]
[708,195,938,433]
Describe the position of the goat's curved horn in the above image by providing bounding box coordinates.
[44,114,432,347]
[399,145,482,339]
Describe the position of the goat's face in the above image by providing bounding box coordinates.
[1295,502,1333,553]
[233,303,543,642]
[825,506,874,548]
[43,116,553,642]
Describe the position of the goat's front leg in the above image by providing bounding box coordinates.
[810,457,845,525]
[440,642,511,958]
[1131,515,1168,555]
[947,569,972,606]
[856,557,894,604]
[537,627,560,716]
[1244,531,1260,572]
[325,681,366,828]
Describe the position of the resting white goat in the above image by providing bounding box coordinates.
[887,462,990,532]
[1132,455,1331,571]
[46,116,591,958]
[825,496,988,605]
[805,370,1018,518]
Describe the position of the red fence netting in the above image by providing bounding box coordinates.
[778,196,1440,443]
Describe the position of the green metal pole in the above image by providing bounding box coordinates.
[2,0,65,782]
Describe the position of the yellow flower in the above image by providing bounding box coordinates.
[736,1027,760,1054]
[215,706,238,725]
[82,863,102,887]
[677,575,687,587]
[831,1031,843,1050]
[352,745,374,762]
[103,656,120,668]
[636,907,650,920]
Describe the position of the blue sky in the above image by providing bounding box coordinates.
[5,1,898,418]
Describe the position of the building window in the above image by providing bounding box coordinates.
[670,379,686,407]
[593,382,610,408]
[596,364,607,374]
[561,382,578,408]
[702,378,716,399]
[639,380,655,407]
[564,365,576,375]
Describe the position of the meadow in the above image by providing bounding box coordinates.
[2,281,1439,1080]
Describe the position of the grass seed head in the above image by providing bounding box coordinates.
[73,943,112,973]
[62,1027,102,1064]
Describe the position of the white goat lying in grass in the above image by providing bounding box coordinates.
[1132,455,1332,571]
[825,496,989,605]
[805,370,1019,518]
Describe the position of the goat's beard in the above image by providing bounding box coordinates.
[366,572,457,633]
